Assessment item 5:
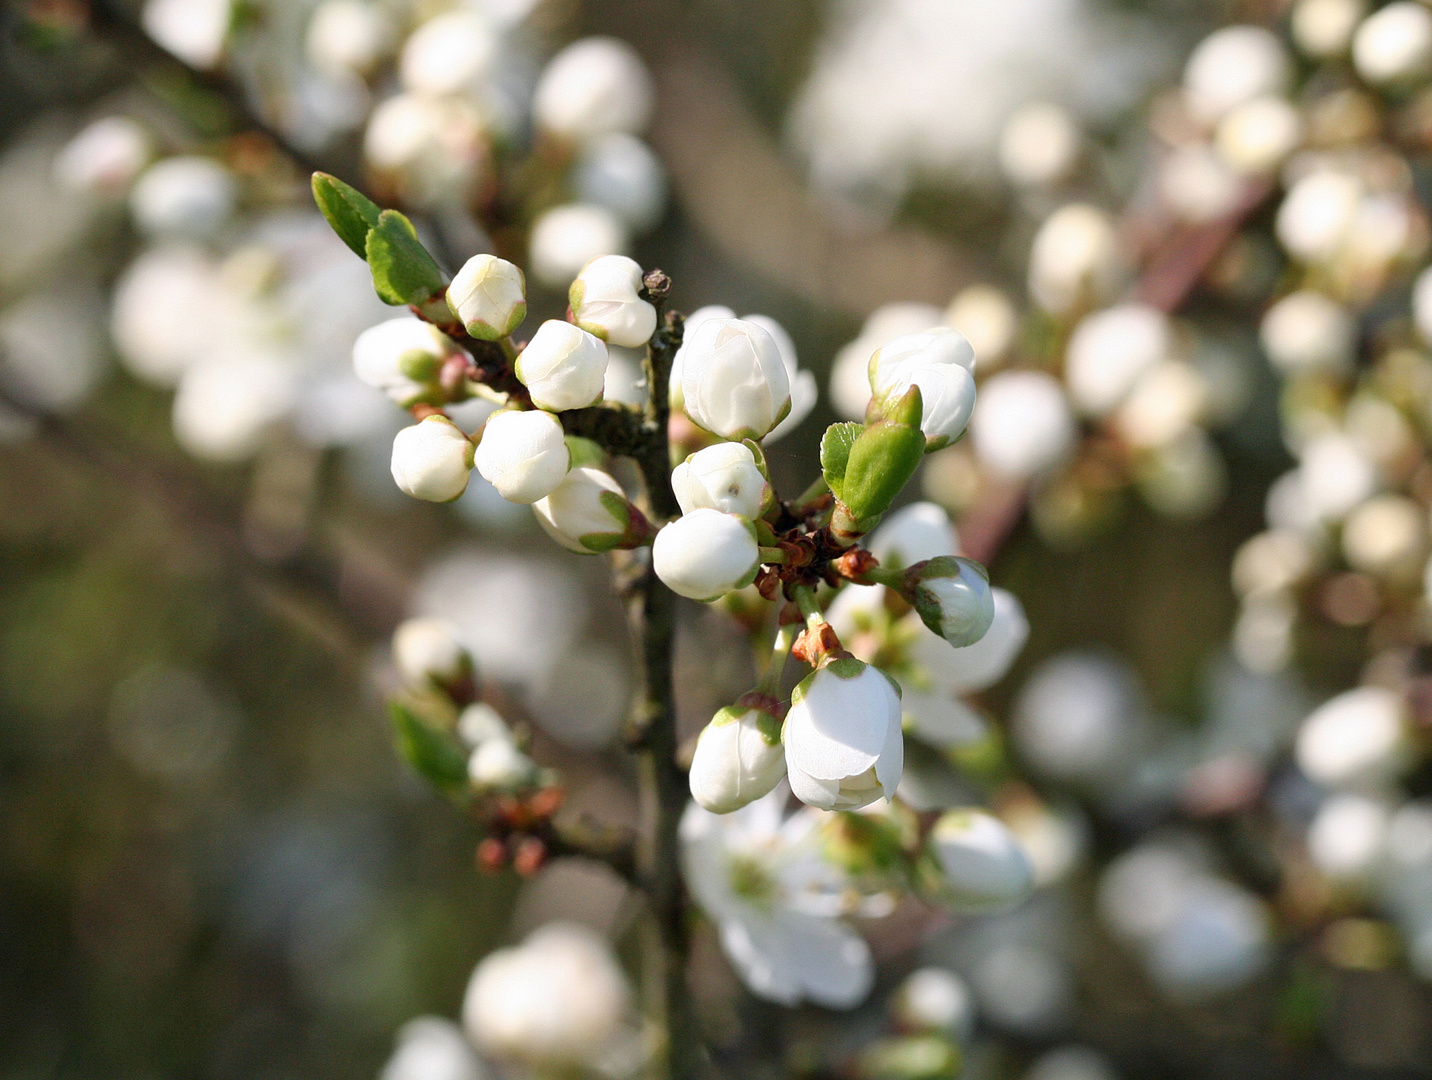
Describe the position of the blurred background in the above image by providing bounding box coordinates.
[5,0,1432,1077]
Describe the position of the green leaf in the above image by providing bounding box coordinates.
[311,172,381,258]
[365,209,448,307]
[820,422,864,501]
[839,386,924,522]
[390,701,469,794]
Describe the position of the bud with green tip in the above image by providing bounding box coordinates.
[918,808,1033,914]
[569,254,657,348]
[688,696,787,813]
[533,466,653,553]
[868,327,977,451]
[391,414,474,502]
[447,253,526,340]
[468,736,538,791]
[908,556,994,647]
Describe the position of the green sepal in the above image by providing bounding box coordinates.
[820,422,864,501]
[564,434,606,469]
[312,172,380,258]
[365,209,448,308]
[389,701,469,794]
[838,385,925,522]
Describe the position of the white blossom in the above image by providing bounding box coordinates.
[652,509,759,601]
[1014,652,1142,782]
[474,409,570,504]
[462,923,630,1067]
[306,0,394,78]
[784,659,903,811]
[447,255,526,341]
[1292,0,1366,58]
[945,285,1016,370]
[1276,170,1361,263]
[172,356,295,462]
[1027,204,1120,315]
[1259,290,1354,373]
[689,704,787,813]
[913,587,1029,694]
[970,370,1075,480]
[363,93,490,209]
[924,809,1034,913]
[379,1017,484,1080]
[532,466,637,553]
[391,415,474,502]
[1307,793,1390,879]
[999,102,1080,187]
[891,968,975,1039]
[678,317,791,441]
[867,501,958,569]
[1215,96,1302,174]
[515,320,609,412]
[911,558,995,647]
[352,317,455,406]
[533,37,654,143]
[528,203,629,289]
[129,157,235,239]
[468,736,537,790]
[1296,686,1407,789]
[1183,26,1289,125]
[671,442,770,519]
[1352,2,1432,86]
[569,255,656,348]
[679,787,875,1007]
[399,11,496,97]
[54,117,150,195]
[574,133,667,231]
[1064,303,1170,418]
[868,327,978,448]
[142,0,232,68]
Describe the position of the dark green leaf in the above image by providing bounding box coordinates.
[365,209,447,307]
[820,422,864,501]
[311,172,381,258]
[390,701,469,794]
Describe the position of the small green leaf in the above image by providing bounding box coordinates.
[312,172,381,258]
[564,434,606,469]
[365,209,448,308]
[820,422,864,501]
[390,701,469,794]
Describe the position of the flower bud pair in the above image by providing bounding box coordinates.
[688,696,786,814]
[391,415,473,502]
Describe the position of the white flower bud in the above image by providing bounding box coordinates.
[652,509,760,601]
[1259,290,1353,374]
[1159,145,1242,222]
[142,0,232,69]
[352,317,456,406]
[533,466,640,553]
[1296,686,1407,789]
[1215,96,1302,174]
[1277,170,1360,263]
[457,702,509,747]
[399,11,496,96]
[944,285,1016,370]
[1299,433,1377,522]
[999,102,1080,188]
[515,321,609,412]
[474,409,570,504]
[667,305,735,409]
[1116,361,1208,450]
[393,617,471,691]
[447,255,526,341]
[111,246,219,386]
[130,157,236,239]
[1307,793,1389,880]
[1343,494,1426,578]
[463,922,630,1067]
[679,317,792,441]
[1353,2,1432,86]
[1064,303,1170,418]
[784,659,903,811]
[671,442,770,519]
[569,255,657,348]
[924,809,1034,914]
[306,0,394,78]
[1293,0,1366,58]
[55,117,151,195]
[172,357,295,463]
[688,703,787,813]
[913,588,1028,694]
[829,304,944,420]
[869,327,977,448]
[379,1017,483,1080]
[911,557,995,648]
[1183,26,1289,125]
[468,736,537,790]
[391,415,474,502]
[574,133,667,231]
[528,203,629,289]
[533,37,654,143]
[970,371,1075,481]
[1014,653,1141,782]
[1027,204,1121,315]
[867,501,958,569]
[890,968,975,1040]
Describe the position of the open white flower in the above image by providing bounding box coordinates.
[689,702,787,813]
[679,786,874,1007]
[922,809,1034,914]
[533,466,642,553]
[678,317,792,441]
[463,922,630,1067]
[391,415,474,502]
[353,317,456,406]
[515,320,609,412]
[652,509,760,601]
[744,314,817,443]
[569,255,657,348]
[784,658,903,811]
[671,442,770,519]
[447,254,526,341]
[474,409,570,504]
